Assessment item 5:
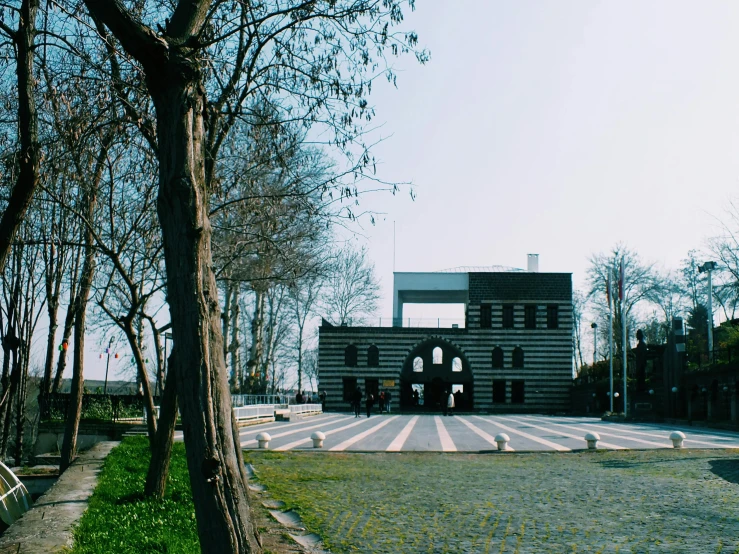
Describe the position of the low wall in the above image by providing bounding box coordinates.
[34,422,141,456]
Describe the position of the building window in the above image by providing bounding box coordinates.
[432,347,443,364]
[343,377,357,401]
[492,347,504,369]
[512,347,524,369]
[413,356,424,372]
[493,380,506,403]
[511,380,525,404]
[367,345,379,367]
[502,305,514,329]
[480,304,492,328]
[547,305,559,329]
[452,357,463,372]
[525,305,537,329]
[345,344,358,367]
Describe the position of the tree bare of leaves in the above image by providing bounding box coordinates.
[323,245,380,326]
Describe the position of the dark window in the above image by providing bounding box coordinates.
[547,305,559,329]
[512,347,524,368]
[345,344,358,367]
[342,377,357,401]
[367,345,379,367]
[502,305,514,329]
[511,380,525,404]
[365,378,379,400]
[480,304,492,328]
[492,347,504,369]
[493,380,506,403]
[525,305,537,329]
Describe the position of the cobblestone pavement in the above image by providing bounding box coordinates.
[247,449,739,553]
[231,413,739,452]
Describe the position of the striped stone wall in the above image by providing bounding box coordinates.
[318,272,574,413]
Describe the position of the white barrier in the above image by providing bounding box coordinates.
[289,404,323,418]
[233,404,275,421]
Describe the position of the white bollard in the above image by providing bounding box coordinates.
[256,432,271,449]
[669,431,686,449]
[494,433,510,451]
[311,431,326,448]
[584,432,600,450]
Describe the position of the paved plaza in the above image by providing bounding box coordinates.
[213,413,739,452]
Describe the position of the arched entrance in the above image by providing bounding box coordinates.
[400,338,473,411]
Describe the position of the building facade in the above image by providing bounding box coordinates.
[318,265,573,412]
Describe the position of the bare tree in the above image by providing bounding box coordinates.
[323,245,380,326]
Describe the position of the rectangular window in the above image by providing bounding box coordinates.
[492,380,506,403]
[480,304,492,328]
[547,305,559,329]
[511,380,525,404]
[524,305,537,329]
[342,377,357,402]
[502,305,514,329]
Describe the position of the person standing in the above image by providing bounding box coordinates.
[366,392,374,418]
[319,390,327,411]
[378,391,385,413]
[353,386,362,418]
[446,390,455,416]
[385,390,392,413]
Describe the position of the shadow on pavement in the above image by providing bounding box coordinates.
[709,458,739,484]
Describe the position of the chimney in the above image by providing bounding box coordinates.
[527,254,539,272]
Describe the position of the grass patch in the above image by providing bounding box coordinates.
[246,450,739,553]
[70,436,199,554]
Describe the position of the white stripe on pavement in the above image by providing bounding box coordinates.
[523,417,670,449]
[583,422,739,449]
[386,416,419,452]
[330,416,400,451]
[506,416,626,450]
[238,414,343,437]
[274,416,377,451]
[242,416,354,447]
[474,416,571,451]
[455,416,514,451]
[434,416,457,452]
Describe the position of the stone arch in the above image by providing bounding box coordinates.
[400,337,473,411]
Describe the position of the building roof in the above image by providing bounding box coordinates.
[436,265,526,273]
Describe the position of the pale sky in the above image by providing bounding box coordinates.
[351,0,739,321]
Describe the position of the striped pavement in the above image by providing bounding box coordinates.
[175,413,739,452]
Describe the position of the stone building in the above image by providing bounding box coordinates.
[318,256,573,412]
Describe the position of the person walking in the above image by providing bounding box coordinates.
[353,386,362,417]
[446,390,455,416]
[319,390,327,411]
[366,392,374,418]
[378,391,385,413]
[385,390,392,413]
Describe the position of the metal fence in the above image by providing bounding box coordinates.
[231,394,291,407]
[40,393,159,422]
[233,404,275,421]
[289,404,323,417]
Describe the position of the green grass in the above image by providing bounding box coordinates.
[70,437,199,554]
[245,450,739,553]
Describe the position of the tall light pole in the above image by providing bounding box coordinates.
[103,336,114,395]
[591,322,598,366]
[699,261,717,362]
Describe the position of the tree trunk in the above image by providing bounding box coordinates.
[1,349,19,458]
[41,292,58,398]
[15,341,30,467]
[123,319,157,443]
[60,162,99,473]
[52,274,78,393]
[247,289,265,390]
[230,292,240,393]
[150,58,261,553]
[144,349,178,498]
[0,0,40,274]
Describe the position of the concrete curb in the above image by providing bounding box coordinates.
[0,441,119,554]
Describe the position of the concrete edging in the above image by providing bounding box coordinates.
[0,441,119,554]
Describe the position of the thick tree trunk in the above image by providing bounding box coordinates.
[150,58,261,553]
[0,0,40,273]
[144,350,178,498]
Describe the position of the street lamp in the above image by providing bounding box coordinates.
[103,336,114,395]
[590,322,598,366]
[698,261,718,362]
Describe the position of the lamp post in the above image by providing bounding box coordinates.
[590,322,597,366]
[698,261,717,362]
[103,336,114,395]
